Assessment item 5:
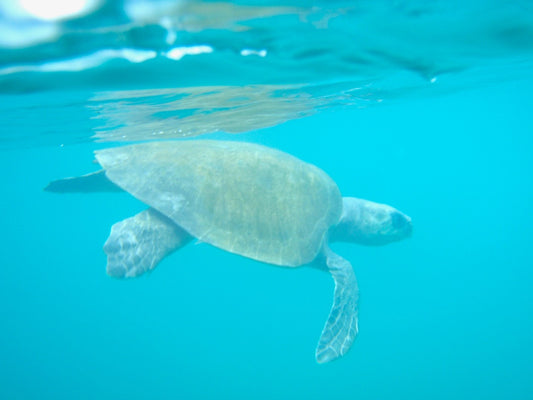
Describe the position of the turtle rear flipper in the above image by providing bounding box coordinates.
[44,170,122,193]
[104,208,192,278]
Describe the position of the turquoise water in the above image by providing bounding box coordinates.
[1,1,533,399]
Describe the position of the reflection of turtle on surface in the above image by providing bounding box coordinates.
[46,140,412,363]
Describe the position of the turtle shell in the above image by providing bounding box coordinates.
[95,140,342,266]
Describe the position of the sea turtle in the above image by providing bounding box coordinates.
[46,140,412,363]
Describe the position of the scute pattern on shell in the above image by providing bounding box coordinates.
[95,140,342,266]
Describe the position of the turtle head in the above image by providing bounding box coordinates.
[330,197,412,246]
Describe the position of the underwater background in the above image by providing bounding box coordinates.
[1,0,532,399]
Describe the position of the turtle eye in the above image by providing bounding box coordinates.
[391,212,407,229]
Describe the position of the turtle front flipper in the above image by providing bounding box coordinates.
[315,248,359,363]
[104,208,192,278]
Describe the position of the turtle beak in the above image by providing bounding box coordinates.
[391,211,413,238]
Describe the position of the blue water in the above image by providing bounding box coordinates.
[1,1,533,399]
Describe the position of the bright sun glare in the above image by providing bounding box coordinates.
[19,0,98,21]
